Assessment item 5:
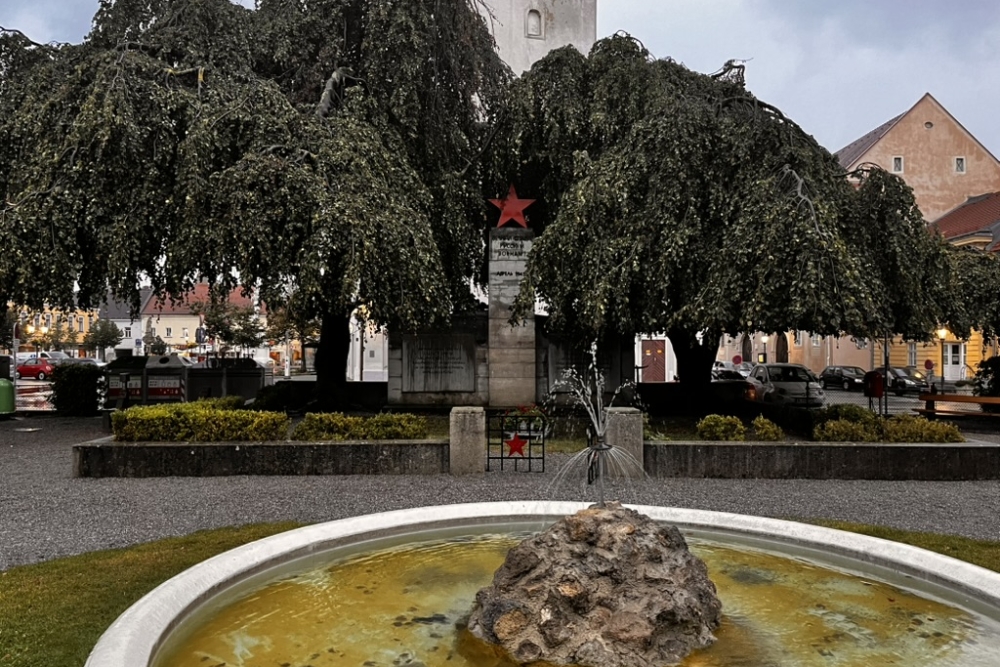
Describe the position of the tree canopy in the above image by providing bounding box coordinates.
[495,35,1000,383]
[0,0,509,393]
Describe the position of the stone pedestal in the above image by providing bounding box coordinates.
[606,407,645,478]
[449,406,485,475]
[488,228,535,407]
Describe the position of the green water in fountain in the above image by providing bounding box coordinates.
[155,531,1000,667]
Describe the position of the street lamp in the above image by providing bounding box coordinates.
[759,334,769,364]
[936,328,948,392]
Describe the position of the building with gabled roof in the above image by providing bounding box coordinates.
[835,93,1000,223]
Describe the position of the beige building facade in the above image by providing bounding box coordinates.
[478,0,597,75]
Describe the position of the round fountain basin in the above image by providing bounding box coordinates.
[86,502,1000,667]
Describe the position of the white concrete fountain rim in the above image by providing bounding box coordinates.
[85,501,1000,667]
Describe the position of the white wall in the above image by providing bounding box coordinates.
[478,0,597,74]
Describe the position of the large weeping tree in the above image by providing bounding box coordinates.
[499,35,998,400]
[0,0,509,402]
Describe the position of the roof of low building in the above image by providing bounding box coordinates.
[100,288,154,321]
[932,192,1000,252]
[142,284,256,316]
[834,113,904,170]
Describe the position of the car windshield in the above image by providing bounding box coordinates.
[46,351,70,360]
[770,366,813,382]
[713,370,744,381]
[842,367,865,377]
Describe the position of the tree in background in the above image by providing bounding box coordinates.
[192,301,265,357]
[497,36,995,400]
[264,293,321,372]
[83,319,125,360]
[0,0,509,405]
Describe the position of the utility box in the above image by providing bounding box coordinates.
[188,357,266,403]
[105,356,149,404]
[0,378,14,416]
[863,370,884,399]
[144,354,191,404]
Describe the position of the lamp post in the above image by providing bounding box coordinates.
[936,328,948,392]
[759,334,769,364]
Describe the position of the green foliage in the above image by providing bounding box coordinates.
[813,419,878,442]
[972,356,1000,414]
[813,403,879,430]
[49,363,104,416]
[194,395,246,410]
[882,415,964,443]
[751,415,784,441]
[82,318,124,353]
[192,300,264,353]
[695,414,746,441]
[290,412,428,441]
[112,403,289,442]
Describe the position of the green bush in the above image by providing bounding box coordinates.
[813,403,879,430]
[751,415,784,441]
[972,357,1000,414]
[49,363,104,416]
[813,418,878,442]
[194,396,246,411]
[882,415,964,443]
[112,403,289,442]
[290,412,429,441]
[695,414,746,441]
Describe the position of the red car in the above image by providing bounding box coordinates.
[15,358,56,380]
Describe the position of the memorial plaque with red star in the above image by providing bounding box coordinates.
[489,185,535,228]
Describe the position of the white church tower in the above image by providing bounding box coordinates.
[478,0,598,74]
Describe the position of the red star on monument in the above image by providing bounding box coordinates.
[505,433,528,457]
[490,185,535,228]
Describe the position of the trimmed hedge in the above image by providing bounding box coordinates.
[112,403,289,442]
[751,415,784,441]
[813,414,964,443]
[695,414,746,441]
[291,412,428,441]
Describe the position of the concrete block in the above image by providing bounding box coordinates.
[450,407,486,475]
[489,376,537,407]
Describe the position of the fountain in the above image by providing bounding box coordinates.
[85,355,1000,667]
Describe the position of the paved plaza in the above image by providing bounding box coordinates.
[2,414,1000,571]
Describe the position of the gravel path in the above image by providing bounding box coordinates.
[3,414,1000,571]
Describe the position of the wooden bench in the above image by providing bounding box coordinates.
[915,393,1000,419]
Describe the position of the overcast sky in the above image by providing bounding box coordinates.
[3,0,998,155]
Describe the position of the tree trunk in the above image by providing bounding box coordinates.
[668,327,721,412]
[315,310,352,410]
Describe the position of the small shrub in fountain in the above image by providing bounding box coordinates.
[813,418,877,442]
[112,403,289,442]
[751,415,784,441]
[882,415,964,443]
[696,414,745,441]
[290,412,428,441]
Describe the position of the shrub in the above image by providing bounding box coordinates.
[49,363,104,416]
[290,412,428,441]
[813,403,879,430]
[813,419,878,442]
[112,403,289,442]
[751,415,784,441]
[695,414,746,441]
[194,396,246,411]
[972,357,1000,414]
[882,415,964,443]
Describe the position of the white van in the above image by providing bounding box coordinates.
[15,350,72,364]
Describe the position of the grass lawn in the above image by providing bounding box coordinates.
[3,519,1000,667]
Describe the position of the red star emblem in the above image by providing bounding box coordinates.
[490,185,535,228]
[505,433,528,457]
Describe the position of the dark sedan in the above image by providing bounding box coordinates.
[876,367,930,396]
[818,365,866,391]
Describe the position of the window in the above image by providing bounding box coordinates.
[793,331,802,347]
[182,327,189,339]
[33,314,40,327]
[526,9,543,38]
[907,342,917,367]
[892,156,904,173]
[165,327,173,338]
[44,313,52,328]
[811,334,822,347]
[78,317,84,333]
[123,326,131,339]
[150,327,156,337]
[369,350,376,358]
[955,157,966,174]
[854,337,868,350]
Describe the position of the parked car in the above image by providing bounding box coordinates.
[710,368,757,402]
[15,358,57,380]
[818,365,866,391]
[748,363,826,407]
[874,366,930,396]
[15,350,72,365]
[67,357,108,368]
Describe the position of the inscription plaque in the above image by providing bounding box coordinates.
[402,335,476,393]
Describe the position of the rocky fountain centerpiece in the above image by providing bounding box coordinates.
[468,347,723,666]
[468,503,722,666]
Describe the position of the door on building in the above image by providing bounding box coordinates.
[740,335,752,366]
[775,334,789,363]
[943,343,966,381]
[640,339,666,382]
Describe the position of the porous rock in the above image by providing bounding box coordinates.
[467,503,722,667]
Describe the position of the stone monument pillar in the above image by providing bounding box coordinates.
[488,227,535,407]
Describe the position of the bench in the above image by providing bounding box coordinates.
[915,393,1000,419]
